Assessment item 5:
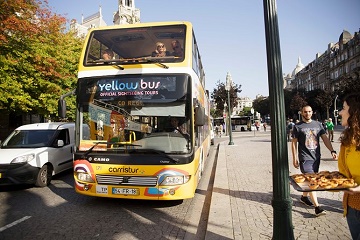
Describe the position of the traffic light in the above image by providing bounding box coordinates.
[334,110,339,117]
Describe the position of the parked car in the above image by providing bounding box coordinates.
[0,122,75,187]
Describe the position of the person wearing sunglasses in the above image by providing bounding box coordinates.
[171,40,184,58]
[151,42,171,57]
[102,49,114,60]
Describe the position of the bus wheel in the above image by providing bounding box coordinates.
[35,164,53,187]
[198,152,204,182]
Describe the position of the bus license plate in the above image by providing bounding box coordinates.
[112,187,138,195]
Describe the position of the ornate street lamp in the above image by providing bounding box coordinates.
[225,72,234,145]
[334,95,338,126]
[224,102,228,136]
[264,0,294,237]
[251,107,255,136]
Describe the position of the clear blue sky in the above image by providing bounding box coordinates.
[48,0,359,100]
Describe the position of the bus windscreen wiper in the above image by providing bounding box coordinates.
[109,142,142,149]
[81,142,107,158]
[139,57,172,69]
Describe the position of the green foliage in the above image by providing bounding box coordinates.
[242,106,253,116]
[253,96,270,117]
[314,89,334,119]
[290,92,307,112]
[337,76,360,100]
[0,0,82,120]
[211,79,242,118]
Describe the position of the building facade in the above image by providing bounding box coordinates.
[70,1,140,38]
[113,0,140,25]
[233,97,253,115]
[284,29,360,93]
[70,6,107,38]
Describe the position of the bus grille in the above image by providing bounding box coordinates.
[96,175,158,186]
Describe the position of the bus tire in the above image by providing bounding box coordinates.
[198,150,204,183]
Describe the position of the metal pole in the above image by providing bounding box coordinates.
[263,0,294,239]
[227,90,234,145]
[334,95,338,126]
[224,103,228,136]
[251,108,255,136]
[253,113,256,136]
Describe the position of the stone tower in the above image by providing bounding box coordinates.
[113,0,141,25]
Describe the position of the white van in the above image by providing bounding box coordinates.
[0,122,75,187]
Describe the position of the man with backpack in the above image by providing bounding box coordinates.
[287,119,295,142]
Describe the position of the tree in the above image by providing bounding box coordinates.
[253,96,270,117]
[242,106,253,116]
[0,0,82,120]
[290,93,307,120]
[211,79,242,118]
[336,74,360,100]
[314,89,334,119]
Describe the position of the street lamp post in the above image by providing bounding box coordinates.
[225,72,234,145]
[264,0,294,238]
[251,107,255,136]
[224,102,228,136]
[334,95,338,126]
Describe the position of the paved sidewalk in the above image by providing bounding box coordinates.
[205,130,351,239]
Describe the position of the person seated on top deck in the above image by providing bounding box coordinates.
[102,49,114,60]
[170,40,184,58]
[151,42,171,57]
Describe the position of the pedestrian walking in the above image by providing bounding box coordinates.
[322,119,328,134]
[291,105,338,216]
[263,122,267,132]
[326,118,334,142]
[287,119,295,142]
[337,93,360,239]
[219,124,223,138]
[255,121,260,131]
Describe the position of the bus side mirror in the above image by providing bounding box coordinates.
[195,106,205,126]
[58,99,67,119]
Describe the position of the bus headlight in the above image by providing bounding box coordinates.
[75,172,95,183]
[160,175,190,186]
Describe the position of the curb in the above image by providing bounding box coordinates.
[205,142,233,239]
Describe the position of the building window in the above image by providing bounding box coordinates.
[350,62,355,70]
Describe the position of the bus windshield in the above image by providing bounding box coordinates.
[85,24,186,65]
[78,74,192,154]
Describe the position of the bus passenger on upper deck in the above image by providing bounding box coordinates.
[152,42,171,57]
[171,40,184,58]
[103,49,114,60]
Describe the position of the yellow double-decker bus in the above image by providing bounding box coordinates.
[62,21,211,200]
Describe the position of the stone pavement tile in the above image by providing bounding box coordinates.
[205,142,233,240]
[207,131,352,239]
